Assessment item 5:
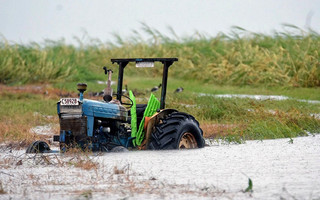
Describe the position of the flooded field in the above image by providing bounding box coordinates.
[199,93,320,104]
[0,134,319,199]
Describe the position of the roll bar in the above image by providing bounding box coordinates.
[111,58,178,109]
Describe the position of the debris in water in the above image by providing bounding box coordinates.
[288,138,294,144]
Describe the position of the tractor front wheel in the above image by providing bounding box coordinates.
[148,112,205,150]
[26,140,51,153]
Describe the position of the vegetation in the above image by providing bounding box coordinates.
[0,85,319,145]
[0,24,319,145]
[0,24,319,87]
[0,181,5,194]
[0,92,58,145]
[166,90,319,142]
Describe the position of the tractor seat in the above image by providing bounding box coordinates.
[128,104,147,127]
[135,104,147,126]
[136,104,147,118]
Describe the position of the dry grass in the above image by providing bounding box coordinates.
[0,86,60,148]
[0,157,16,169]
[113,166,126,175]
[0,147,99,171]
[0,84,78,98]
[78,190,93,199]
[0,114,58,148]
[201,123,246,138]
[0,182,5,194]
[66,153,99,171]
[0,119,46,148]
[73,157,99,170]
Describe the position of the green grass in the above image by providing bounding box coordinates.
[0,93,57,118]
[53,76,320,101]
[49,75,320,142]
[0,83,319,144]
[1,24,319,87]
[0,24,319,144]
[164,90,320,141]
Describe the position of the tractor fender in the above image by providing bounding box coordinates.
[142,109,178,149]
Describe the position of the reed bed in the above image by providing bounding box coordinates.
[0,24,319,87]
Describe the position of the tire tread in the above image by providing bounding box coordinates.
[148,112,204,150]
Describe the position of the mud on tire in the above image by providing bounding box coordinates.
[148,112,205,150]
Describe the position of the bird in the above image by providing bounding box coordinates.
[151,83,162,92]
[174,87,184,93]
[98,90,104,96]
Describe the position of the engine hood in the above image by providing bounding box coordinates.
[82,99,128,121]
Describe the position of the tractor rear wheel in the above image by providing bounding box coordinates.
[148,112,205,150]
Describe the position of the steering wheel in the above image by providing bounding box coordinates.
[113,93,134,109]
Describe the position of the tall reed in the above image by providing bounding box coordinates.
[0,24,319,87]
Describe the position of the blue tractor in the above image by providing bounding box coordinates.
[26,58,205,153]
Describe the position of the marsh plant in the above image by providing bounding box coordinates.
[0,24,319,87]
[0,24,319,144]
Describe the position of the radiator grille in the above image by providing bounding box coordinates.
[60,116,87,137]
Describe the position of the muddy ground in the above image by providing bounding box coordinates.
[0,134,319,200]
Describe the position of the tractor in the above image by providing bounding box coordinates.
[26,58,205,153]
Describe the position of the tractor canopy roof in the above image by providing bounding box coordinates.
[111,58,178,64]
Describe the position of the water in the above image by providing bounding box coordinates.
[1,135,319,199]
[99,134,320,199]
[198,93,320,104]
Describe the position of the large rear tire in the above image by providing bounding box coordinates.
[148,112,205,150]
